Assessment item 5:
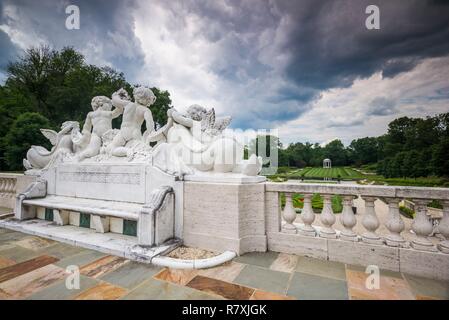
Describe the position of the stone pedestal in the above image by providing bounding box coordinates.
[183,178,267,255]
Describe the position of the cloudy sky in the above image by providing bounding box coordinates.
[1,0,449,145]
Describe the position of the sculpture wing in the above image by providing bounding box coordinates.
[201,108,215,131]
[214,116,232,132]
[40,129,58,146]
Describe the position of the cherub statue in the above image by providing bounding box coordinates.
[73,96,123,161]
[106,87,156,157]
[23,121,81,173]
[149,105,262,176]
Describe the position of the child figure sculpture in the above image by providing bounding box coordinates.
[74,96,123,161]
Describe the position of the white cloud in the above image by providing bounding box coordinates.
[278,57,449,145]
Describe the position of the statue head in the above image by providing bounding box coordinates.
[91,96,112,111]
[185,105,232,137]
[133,86,156,107]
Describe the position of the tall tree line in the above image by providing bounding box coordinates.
[257,112,449,178]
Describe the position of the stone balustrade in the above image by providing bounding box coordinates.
[0,173,36,210]
[0,173,20,209]
[265,182,449,280]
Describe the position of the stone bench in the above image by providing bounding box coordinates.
[14,164,181,247]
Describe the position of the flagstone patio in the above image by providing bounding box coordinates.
[0,227,448,300]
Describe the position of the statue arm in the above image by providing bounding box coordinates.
[169,109,193,127]
[82,113,92,135]
[111,105,124,119]
[73,114,91,147]
[143,108,155,133]
[111,88,130,110]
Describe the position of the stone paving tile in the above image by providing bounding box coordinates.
[0,264,67,299]
[288,272,349,300]
[234,251,279,268]
[100,261,161,290]
[0,257,15,269]
[74,282,128,300]
[234,265,291,295]
[54,250,107,269]
[154,268,198,286]
[0,255,59,283]
[198,261,245,283]
[15,236,56,251]
[295,256,346,281]
[187,275,254,300]
[122,278,223,300]
[403,274,449,300]
[80,255,129,279]
[270,253,299,273]
[0,230,30,242]
[346,269,415,300]
[27,275,99,300]
[36,242,87,259]
[0,242,16,251]
[346,264,403,279]
[0,246,38,263]
[250,289,295,300]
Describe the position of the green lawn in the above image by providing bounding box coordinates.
[268,166,449,187]
[270,166,364,180]
[280,193,343,213]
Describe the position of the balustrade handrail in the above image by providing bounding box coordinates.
[0,172,24,178]
[265,182,449,201]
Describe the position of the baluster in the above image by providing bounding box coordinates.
[319,194,336,238]
[385,198,406,247]
[9,178,16,197]
[361,196,383,244]
[411,199,437,251]
[437,200,449,253]
[0,178,4,197]
[340,195,358,241]
[298,194,316,236]
[282,193,297,234]
[6,179,13,196]
[7,179,14,197]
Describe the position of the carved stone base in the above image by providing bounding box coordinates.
[297,225,316,237]
[411,239,438,252]
[362,233,384,245]
[319,228,337,239]
[282,224,297,234]
[385,234,406,247]
[340,233,359,242]
[437,241,449,254]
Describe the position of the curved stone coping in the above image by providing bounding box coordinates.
[151,250,236,269]
[266,182,449,200]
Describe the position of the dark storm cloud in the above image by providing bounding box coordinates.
[276,0,449,90]
[0,0,145,80]
[0,29,17,69]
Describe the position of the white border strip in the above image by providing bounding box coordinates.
[151,251,237,269]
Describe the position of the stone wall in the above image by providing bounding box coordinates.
[182,181,267,254]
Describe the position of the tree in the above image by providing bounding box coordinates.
[432,137,449,177]
[3,113,52,171]
[323,139,347,166]
[150,87,172,129]
[348,137,379,166]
